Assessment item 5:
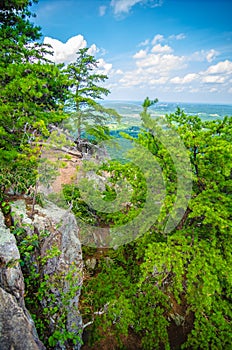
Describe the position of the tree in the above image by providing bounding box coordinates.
[0,0,69,192]
[0,0,48,65]
[75,100,232,349]
[137,108,232,349]
[65,48,120,143]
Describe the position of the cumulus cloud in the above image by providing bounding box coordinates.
[99,5,107,16]
[43,35,87,64]
[110,0,162,15]
[202,75,225,84]
[87,44,99,56]
[135,53,186,71]
[197,60,232,87]
[119,35,231,96]
[169,59,232,90]
[205,60,232,74]
[148,77,168,85]
[117,41,187,90]
[111,0,141,14]
[151,44,173,53]
[97,58,113,75]
[169,33,186,40]
[206,49,219,63]
[42,35,113,78]
[190,49,219,63]
[170,73,198,84]
[151,34,164,45]
[109,27,231,101]
[133,49,147,59]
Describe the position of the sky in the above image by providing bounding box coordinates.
[31,0,232,104]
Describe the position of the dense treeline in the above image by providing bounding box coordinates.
[0,1,232,350]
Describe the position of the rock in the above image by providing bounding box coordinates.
[85,257,97,271]
[0,210,45,349]
[0,287,45,350]
[0,210,22,302]
[11,199,83,350]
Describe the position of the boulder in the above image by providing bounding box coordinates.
[0,210,45,349]
[11,199,83,350]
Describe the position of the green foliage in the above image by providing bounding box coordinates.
[64,47,120,141]
[0,0,69,193]
[81,258,136,346]
[133,281,170,350]
[63,159,147,229]
[78,100,232,349]
[0,62,68,159]
[0,0,43,66]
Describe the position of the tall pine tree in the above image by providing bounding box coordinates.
[0,0,68,192]
[65,48,120,143]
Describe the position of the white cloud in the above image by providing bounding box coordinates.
[173,86,185,93]
[209,88,218,93]
[87,44,99,56]
[148,77,168,85]
[115,69,123,75]
[97,58,113,76]
[202,75,225,84]
[197,60,232,86]
[151,34,164,45]
[42,35,113,78]
[133,49,147,59]
[110,0,162,15]
[169,59,232,90]
[118,47,187,90]
[110,0,142,14]
[169,33,186,40]
[138,38,150,47]
[99,5,107,16]
[43,35,87,64]
[115,38,189,91]
[228,87,232,94]
[170,73,198,84]
[206,49,219,63]
[135,53,186,72]
[151,44,173,53]
[190,49,219,63]
[205,60,232,74]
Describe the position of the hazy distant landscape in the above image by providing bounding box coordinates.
[103,100,232,128]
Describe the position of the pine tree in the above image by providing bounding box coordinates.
[0,0,68,192]
[0,0,68,159]
[65,48,120,143]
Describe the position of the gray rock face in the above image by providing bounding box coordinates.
[0,211,22,302]
[0,210,45,350]
[11,200,83,350]
[0,287,45,350]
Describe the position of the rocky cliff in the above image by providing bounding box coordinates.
[0,199,83,350]
[0,209,45,350]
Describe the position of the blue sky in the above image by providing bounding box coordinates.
[31,0,232,104]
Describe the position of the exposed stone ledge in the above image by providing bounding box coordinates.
[0,210,45,349]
